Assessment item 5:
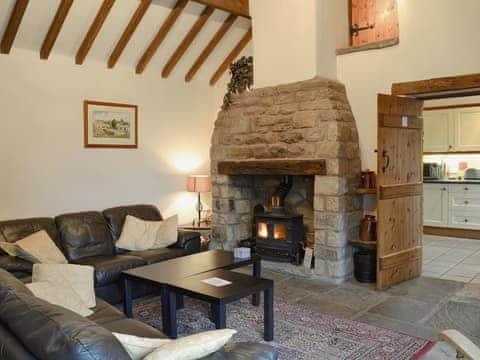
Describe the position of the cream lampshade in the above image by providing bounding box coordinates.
[186,175,211,226]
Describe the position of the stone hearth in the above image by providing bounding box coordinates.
[210,76,362,282]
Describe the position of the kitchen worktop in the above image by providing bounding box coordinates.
[424,179,480,184]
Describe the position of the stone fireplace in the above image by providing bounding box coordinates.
[210,76,362,282]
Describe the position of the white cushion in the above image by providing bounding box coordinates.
[151,215,178,249]
[116,216,161,251]
[113,333,170,360]
[32,263,96,308]
[143,329,237,360]
[0,230,67,264]
[26,281,93,317]
[16,230,68,264]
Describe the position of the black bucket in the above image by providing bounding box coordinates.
[354,250,376,283]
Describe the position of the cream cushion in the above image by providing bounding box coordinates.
[144,329,237,360]
[0,230,67,264]
[116,215,178,251]
[113,333,170,360]
[151,215,178,249]
[26,281,93,317]
[32,263,96,308]
[116,216,161,251]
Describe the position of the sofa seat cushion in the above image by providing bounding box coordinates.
[0,287,131,360]
[102,318,167,339]
[0,255,33,273]
[73,255,146,287]
[127,247,184,265]
[87,298,126,325]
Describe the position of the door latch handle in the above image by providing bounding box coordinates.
[382,150,390,173]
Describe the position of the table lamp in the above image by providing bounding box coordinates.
[186,175,212,227]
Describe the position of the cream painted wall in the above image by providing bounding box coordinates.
[0,49,218,222]
[337,0,480,171]
[251,0,318,88]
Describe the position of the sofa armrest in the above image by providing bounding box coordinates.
[169,230,201,254]
[201,343,278,360]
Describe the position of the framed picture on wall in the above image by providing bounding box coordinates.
[84,100,138,148]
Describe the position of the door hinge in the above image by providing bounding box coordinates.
[351,23,376,37]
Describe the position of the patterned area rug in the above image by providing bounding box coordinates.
[133,296,434,359]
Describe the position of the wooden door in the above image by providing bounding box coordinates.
[377,94,424,289]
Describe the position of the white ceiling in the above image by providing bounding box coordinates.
[0,0,251,81]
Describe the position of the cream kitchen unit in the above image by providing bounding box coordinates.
[424,106,480,153]
[424,182,480,229]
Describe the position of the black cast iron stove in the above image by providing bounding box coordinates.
[254,176,305,263]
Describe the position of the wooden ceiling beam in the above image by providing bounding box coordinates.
[185,14,237,82]
[76,0,116,65]
[40,0,73,59]
[192,0,249,18]
[136,0,188,74]
[162,6,214,78]
[0,0,30,54]
[392,74,480,99]
[108,0,152,69]
[210,26,251,86]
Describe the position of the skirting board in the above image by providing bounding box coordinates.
[424,226,480,240]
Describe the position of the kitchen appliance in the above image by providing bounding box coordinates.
[423,162,442,180]
[464,168,480,180]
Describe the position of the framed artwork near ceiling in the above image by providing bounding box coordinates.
[84,100,138,148]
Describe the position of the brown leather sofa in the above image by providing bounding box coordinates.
[0,205,202,304]
[0,269,278,360]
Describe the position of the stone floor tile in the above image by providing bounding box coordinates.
[470,274,480,284]
[434,249,472,264]
[423,246,451,260]
[425,300,480,345]
[385,277,463,304]
[422,271,444,278]
[368,296,437,323]
[354,312,439,340]
[420,341,457,360]
[457,240,480,251]
[313,284,387,312]
[461,251,480,265]
[295,294,360,318]
[423,262,453,275]
[446,264,480,277]
[453,283,480,303]
[440,274,474,283]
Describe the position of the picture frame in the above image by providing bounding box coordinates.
[84,100,138,148]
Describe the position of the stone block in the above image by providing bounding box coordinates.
[313,196,325,211]
[278,131,304,144]
[315,142,340,158]
[327,257,353,279]
[293,111,317,128]
[315,245,352,261]
[314,176,348,196]
[230,117,252,134]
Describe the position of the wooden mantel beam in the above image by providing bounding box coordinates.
[40,0,74,59]
[210,26,252,86]
[192,0,249,18]
[76,0,116,65]
[218,160,326,176]
[108,0,152,69]
[185,14,237,82]
[162,6,214,78]
[0,0,30,54]
[136,0,188,74]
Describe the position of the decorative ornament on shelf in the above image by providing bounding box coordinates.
[222,56,253,110]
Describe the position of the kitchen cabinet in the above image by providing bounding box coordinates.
[454,107,480,152]
[424,110,453,152]
[424,106,480,153]
[424,184,449,227]
[424,183,480,229]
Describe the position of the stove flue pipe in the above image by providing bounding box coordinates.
[271,175,293,209]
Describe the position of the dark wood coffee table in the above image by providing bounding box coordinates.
[122,250,263,334]
[165,269,273,341]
